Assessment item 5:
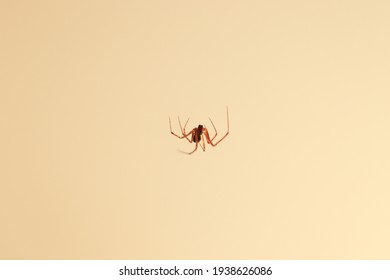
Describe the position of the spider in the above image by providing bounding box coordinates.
[169,107,229,155]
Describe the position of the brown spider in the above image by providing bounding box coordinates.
[169,107,229,155]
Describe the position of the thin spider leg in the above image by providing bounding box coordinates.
[208,117,218,141]
[169,117,187,139]
[170,117,195,140]
[183,128,196,139]
[188,141,198,154]
[203,128,213,144]
[200,134,206,151]
[204,107,229,146]
[182,118,190,131]
[184,131,198,155]
[180,117,192,143]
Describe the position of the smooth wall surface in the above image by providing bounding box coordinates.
[1,1,390,259]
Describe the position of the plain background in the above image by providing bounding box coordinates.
[1,0,390,259]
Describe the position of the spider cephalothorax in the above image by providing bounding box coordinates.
[169,107,229,155]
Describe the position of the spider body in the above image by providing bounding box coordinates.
[192,125,203,142]
[169,107,229,155]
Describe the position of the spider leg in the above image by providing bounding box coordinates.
[182,131,198,155]
[169,117,186,139]
[204,107,229,146]
[170,117,194,140]
[180,117,192,143]
[200,134,206,151]
[188,141,198,154]
[208,117,218,141]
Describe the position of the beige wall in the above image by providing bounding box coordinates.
[1,1,390,259]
